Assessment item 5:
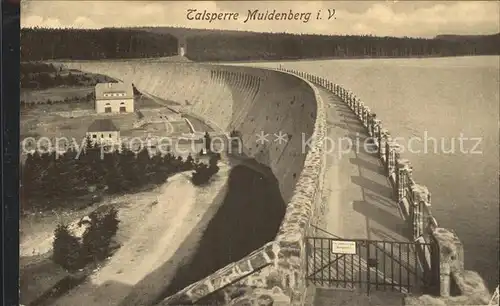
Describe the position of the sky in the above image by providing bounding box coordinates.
[21,0,500,38]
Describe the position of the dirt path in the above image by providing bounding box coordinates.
[51,173,198,306]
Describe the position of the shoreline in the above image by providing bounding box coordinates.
[201,54,497,64]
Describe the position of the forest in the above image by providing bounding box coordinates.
[184,32,500,61]
[21,138,220,214]
[20,62,110,90]
[21,27,499,62]
[21,28,178,61]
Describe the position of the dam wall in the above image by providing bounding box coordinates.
[284,68,493,306]
[55,60,492,305]
[59,61,327,305]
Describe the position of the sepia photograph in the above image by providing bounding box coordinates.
[17,1,499,305]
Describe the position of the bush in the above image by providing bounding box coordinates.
[52,224,84,272]
[191,154,221,186]
[81,207,120,262]
[52,207,120,271]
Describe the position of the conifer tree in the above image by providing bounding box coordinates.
[52,224,83,271]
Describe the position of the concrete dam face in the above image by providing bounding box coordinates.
[62,61,318,205]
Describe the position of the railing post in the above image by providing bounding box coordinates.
[379,129,389,163]
[368,113,377,137]
[411,184,430,240]
[360,102,365,122]
[396,159,411,210]
[366,108,371,128]
[373,119,381,147]
[386,140,399,178]
[363,107,370,128]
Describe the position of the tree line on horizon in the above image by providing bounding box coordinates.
[21,28,178,61]
[185,32,500,61]
[20,27,499,62]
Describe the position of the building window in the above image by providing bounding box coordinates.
[101,134,104,138]
[92,134,97,139]
[120,102,125,105]
[105,103,110,105]
[109,134,112,138]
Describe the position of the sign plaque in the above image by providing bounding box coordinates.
[331,240,357,254]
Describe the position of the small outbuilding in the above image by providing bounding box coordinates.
[86,119,120,145]
[95,82,134,113]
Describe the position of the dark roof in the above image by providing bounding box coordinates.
[95,82,134,100]
[87,119,119,132]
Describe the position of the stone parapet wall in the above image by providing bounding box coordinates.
[294,69,493,306]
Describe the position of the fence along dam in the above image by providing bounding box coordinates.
[59,60,495,306]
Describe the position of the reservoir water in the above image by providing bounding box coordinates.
[234,56,499,290]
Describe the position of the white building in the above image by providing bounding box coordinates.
[86,119,120,146]
[95,82,134,113]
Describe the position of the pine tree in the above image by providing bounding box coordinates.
[103,150,123,193]
[52,224,83,271]
[185,154,194,171]
[136,149,150,182]
[117,146,136,190]
[81,207,120,262]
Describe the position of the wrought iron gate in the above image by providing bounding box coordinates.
[305,237,440,295]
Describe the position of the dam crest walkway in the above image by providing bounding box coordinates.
[309,86,414,305]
